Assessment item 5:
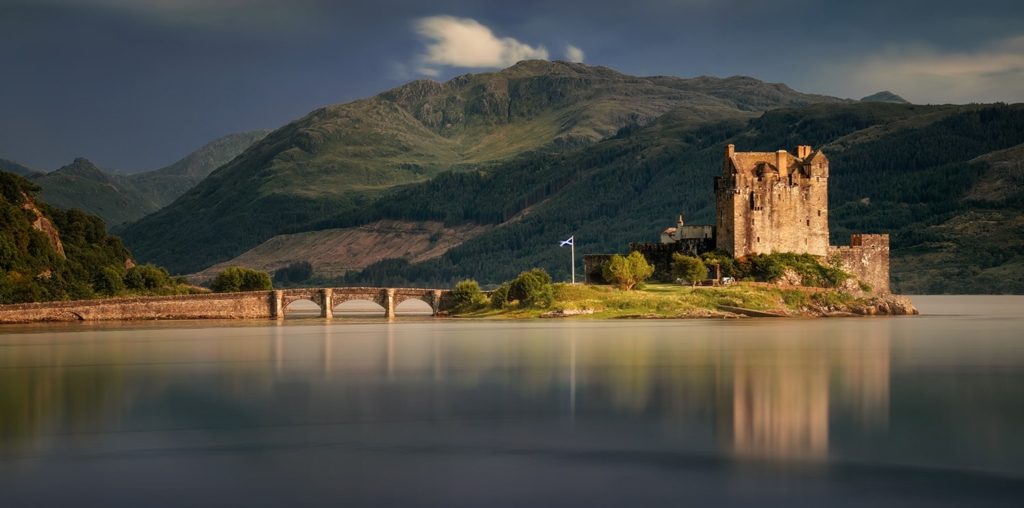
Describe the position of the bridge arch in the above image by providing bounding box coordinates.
[394,299,433,315]
[270,288,454,319]
[332,299,387,317]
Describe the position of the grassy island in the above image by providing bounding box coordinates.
[453,283,877,319]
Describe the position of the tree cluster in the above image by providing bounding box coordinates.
[210,267,273,293]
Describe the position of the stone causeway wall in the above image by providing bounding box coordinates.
[0,291,273,324]
[0,287,455,324]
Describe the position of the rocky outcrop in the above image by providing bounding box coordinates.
[852,294,919,315]
[541,308,597,318]
[776,268,803,286]
[19,191,65,257]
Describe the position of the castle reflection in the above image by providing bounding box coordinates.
[0,321,891,462]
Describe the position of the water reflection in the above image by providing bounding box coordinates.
[3,301,1024,506]
[1,321,892,463]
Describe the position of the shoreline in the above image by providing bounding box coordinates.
[0,284,918,325]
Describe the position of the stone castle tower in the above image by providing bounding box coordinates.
[587,143,891,293]
[714,144,830,257]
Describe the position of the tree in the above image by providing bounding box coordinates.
[490,283,510,308]
[452,279,486,310]
[210,266,273,292]
[671,253,707,287]
[273,261,313,285]
[602,252,654,291]
[94,266,126,297]
[124,264,170,291]
[507,268,554,308]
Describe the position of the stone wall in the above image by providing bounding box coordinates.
[0,291,274,324]
[630,239,714,282]
[828,234,890,294]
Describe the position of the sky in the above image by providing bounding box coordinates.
[2,0,1023,172]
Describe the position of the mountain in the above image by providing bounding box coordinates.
[0,159,43,178]
[0,170,134,303]
[201,101,1024,294]
[27,130,269,227]
[32,157,158,227]
[117,60,853,274]
[860,91,910,104]
[129,130,271,208]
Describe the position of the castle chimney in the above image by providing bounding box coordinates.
[725,144,735,158]
[776,150,788,178]
[796,145,811,158]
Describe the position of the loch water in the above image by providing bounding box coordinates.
[1,296,1023,507]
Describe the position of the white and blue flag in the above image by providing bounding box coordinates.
[560,236,574,247]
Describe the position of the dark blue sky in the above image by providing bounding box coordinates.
[3,0,1023,172]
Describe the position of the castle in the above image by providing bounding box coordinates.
[586,144,891,293]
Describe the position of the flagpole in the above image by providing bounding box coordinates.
[571,236,575,285]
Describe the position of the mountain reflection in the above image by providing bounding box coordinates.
[0,321,892,462]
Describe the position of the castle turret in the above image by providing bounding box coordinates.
[715,145,829,257]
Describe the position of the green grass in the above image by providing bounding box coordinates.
[454,283,855,319]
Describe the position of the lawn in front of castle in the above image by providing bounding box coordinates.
[456,282,855,319]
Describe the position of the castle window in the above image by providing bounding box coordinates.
[818,210,821,217]
[806,220,810,226]
[757,237,760,243]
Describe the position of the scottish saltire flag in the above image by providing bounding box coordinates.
[560,236,574,247]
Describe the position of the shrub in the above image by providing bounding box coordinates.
[701,250,741,279]
[507,269,554,308]
[671,253,707,286]
[749,255,785,282]
[602,252,654,291]
[124,264,170,291]
[94,266,126,297]
[490,283,510,308]
[210,266,273,293]
[452,279,486,310]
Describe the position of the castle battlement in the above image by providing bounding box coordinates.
[715,144,830,257]
[828,235,890,293]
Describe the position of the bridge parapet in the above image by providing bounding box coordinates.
[1,287,454,324]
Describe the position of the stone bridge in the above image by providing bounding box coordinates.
[0,287,455,324]
[276,287,454,319]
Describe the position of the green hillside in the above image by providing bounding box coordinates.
[129,129,271,208]
[26,130,268,227]
[32,158,159,227]
[117,61,852,274]
[321,102,1024,294]
[0,170,132,303]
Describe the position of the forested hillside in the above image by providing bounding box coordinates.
[321,102,1024,293]
[116,61,850,274]
[0,171,132,303]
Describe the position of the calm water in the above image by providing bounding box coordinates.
[1,296,1023,507]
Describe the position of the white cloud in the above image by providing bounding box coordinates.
[415,16,549,72]
[565,45,585,63]
[811,35,1024,104]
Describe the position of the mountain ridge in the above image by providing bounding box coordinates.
[117,60,853,274]
[25,130,269,226]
